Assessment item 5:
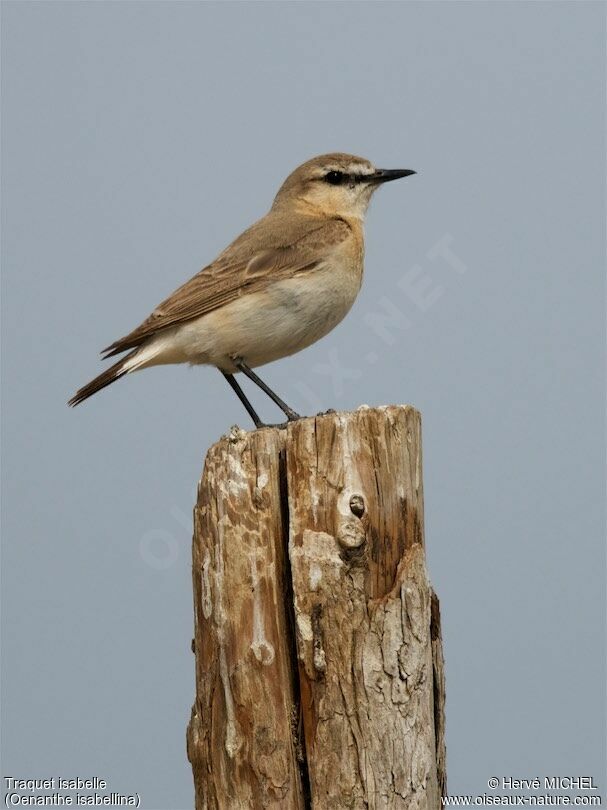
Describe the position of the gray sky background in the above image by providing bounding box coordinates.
[2,2,605,807]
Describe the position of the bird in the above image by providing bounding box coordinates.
[69,153,415,427]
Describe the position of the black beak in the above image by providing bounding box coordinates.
[370,168,417,183]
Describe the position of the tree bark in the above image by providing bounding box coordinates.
[187,405,446,810]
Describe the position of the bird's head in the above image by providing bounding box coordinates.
[272,153,416,219]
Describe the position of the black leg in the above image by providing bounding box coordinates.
[232,358,301,421]
[222,372,264,428]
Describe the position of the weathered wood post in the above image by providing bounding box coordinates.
[187,405,446,809]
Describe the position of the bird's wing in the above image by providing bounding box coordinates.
[102,215,352,358]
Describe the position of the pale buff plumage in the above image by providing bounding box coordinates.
[69,153,415,421]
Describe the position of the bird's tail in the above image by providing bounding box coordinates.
[68,349,141,406]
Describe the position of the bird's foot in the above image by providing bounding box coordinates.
[253,412,304,430]
[253,420,289,430]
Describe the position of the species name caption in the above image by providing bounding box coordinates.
[3,778,140,808]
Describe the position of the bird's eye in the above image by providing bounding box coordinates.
[324,170,346,185]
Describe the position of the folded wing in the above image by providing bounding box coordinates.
[102,215,351,358]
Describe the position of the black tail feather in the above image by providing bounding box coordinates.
[68,351,136,406]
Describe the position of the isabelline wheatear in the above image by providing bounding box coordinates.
[69,153,415,427]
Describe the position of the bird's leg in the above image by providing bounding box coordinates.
[232,358,301,422]
[221,372,264,429]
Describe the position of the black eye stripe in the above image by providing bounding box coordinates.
[323,170,372,186]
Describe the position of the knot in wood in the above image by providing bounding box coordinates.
[337,518,366,551]
[349,494,365,518]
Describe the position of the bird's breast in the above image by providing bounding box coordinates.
[271,254,363,338]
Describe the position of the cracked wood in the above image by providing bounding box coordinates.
[188,405,446,809]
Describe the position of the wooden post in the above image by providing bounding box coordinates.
[187,405,446,809]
